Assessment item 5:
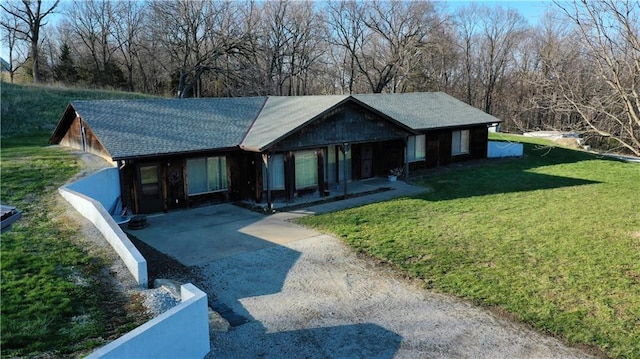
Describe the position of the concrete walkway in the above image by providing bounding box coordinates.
[129,179,426,266]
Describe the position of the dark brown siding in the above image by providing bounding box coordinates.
[228,152,244,201]
[425,132,440,167]
[373,140,405,176]
[423,126,488,167]
[122,163,136,213]
[254,153,263,203]
[469,126,488,160]
[166,159,186,209]
[439,130,453,165]
[273,103,411,151]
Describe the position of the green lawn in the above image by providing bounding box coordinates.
[1,137,106,355]
[1,83,156,357]
[298,134,640,358]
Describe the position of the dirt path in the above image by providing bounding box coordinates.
[200,234,598,358]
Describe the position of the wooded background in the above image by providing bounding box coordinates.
[2,0,639,155]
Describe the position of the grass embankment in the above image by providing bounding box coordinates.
[1,82,154,138]
[299,134,640,358]
[1,83,154,357]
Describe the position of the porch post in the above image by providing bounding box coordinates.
[404,137,410,180]
[261,153,272,211]
[317,149,326,197]
[340,143,350,198]
[285,151,294,202]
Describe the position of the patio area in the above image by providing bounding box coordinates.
[125,178,426,266]
[238,177,424,214]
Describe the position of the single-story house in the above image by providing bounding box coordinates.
[50,92,501,214]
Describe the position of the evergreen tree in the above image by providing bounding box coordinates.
[54,42,78,84]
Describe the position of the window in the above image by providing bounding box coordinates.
[187,156,227,195]
[262,154,285,190]
[295,150,318,188]
[326,146,337,184]
[140,165,159,197]
[452,130,470,155]
[407,135,426,162]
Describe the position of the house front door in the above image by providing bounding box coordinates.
[137,163,164,214]
[166,161,184,209]
[361,143,373,179]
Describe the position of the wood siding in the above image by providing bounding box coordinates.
[272,103,411,152]
[123,151,236,214]
[421,125,489,168]
[60,116,112,162]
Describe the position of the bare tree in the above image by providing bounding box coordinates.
[149,0,246,97]
[65,0,126,87]
[362,0,440,93]
[326,0,368,94]
[261,1,324,95]
[1,0,60,83]
[0,9,28,83]
[454,4,481,106]
[553,0,640,155]
[112,0,144,92]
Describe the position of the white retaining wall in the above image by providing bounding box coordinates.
[59,184,148,288]
[85,283,210,359]
[66,168,122,213]
[487,141,524,158]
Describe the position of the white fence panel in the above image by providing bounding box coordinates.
[487,141,523,158]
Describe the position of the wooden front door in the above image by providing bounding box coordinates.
[361,143,373,179]
[137,163,164,214]
[166,160,185,209]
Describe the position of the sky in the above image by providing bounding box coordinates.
[0,0,555,66]
[442,0,556,24]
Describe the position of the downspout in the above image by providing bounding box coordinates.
[78,113,86,152]
[118,160,129,215]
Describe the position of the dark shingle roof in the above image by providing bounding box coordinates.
[71,97,266,159]
[240,95,348,151]
[60,92,500,159]
[353,92,500,130]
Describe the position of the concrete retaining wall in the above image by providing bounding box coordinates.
[487,141,523,158]
[66,168,122,213]
[85,284,210,359]
[59,185,148,287]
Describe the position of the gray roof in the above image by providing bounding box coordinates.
[59,92,500,159]
[353,92,500,130]
[70,97,266,159]
[240,95,348,151]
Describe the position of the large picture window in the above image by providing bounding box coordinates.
[407,135,426,162]
[262,154,285,190]
[295,150,318,189]
[452,130,470,155]
[187,156,227,195]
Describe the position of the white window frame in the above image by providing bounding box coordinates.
[186,156,228,195]
[407,134,426,162]
[452,130,470,156]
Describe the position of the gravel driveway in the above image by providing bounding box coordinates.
[200,233,596,358]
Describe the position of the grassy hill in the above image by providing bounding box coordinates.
[299,134,640,358]
[1,83,158,357]
[1,82,155,139]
